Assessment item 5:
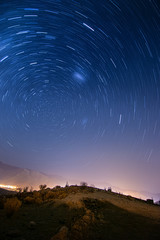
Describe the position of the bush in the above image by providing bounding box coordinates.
[34,197,43,205]
[65,181,69,187]
[24,196,35,204]
[58,192,68,199]
[155,200,160,205]
[23,186,29,193]
[126,195,133,200]
[39,184,47,190]
[45,190,55,200]
[88,187,95,193]
[17,188,22,193]
[4,197,22,217]
[80,182,88,187]
[33,191,41,198]
[146,199,154,204]
[24,195,43,205]
[108,187,112,192]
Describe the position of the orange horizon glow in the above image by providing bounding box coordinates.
[0,184,18,190]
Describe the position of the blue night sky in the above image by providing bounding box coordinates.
[0,0,160,193]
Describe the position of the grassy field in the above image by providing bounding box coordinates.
[0,185,160,240]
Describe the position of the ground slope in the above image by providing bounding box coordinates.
[0,186,160,240]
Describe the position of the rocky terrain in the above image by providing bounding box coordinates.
[0,185,160,240]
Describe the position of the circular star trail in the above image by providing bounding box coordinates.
[0,0,160,191]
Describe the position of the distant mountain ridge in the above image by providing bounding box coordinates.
[0,161,159,201]
[0,188,16,195]
[0,161,65,189]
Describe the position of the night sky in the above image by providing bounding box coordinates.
[0,0,160,194]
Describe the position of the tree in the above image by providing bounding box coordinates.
[39,184,47,191]
[108,187,112,192]
[65,181,69,187]
[23,186,29,193]
[80,181,88,187]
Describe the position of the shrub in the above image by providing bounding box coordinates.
[33,191,41,198]
[24,196,35,204]
[45,190,55,200]
[80,182,88,187]
[23,186,29,193]
[34,197,43,205]
[17,188,22,193]
[108,187,112,192]
[58,192,68,199]
[127,195,133,201]
[146,199,154,204]
[65,181,69,187]
[24,195,43,205]
[4,197,22,217]
[39,184,47,190]
[88,187,95,193]
[155,200,160,205]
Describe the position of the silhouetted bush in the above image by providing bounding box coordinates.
[146,199,154,204]
[17,187,22,193]
[155,200,160,205]
[108,187,112,192]
[65,181,69,187]
[80,182,88,187]
[126,195,133,201]
[23,186,29,193]
[4,197,22,217]
[39,184,47,190]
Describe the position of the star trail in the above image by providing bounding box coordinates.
[0,0,160,193]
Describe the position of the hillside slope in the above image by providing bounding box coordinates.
[0,186,160,240]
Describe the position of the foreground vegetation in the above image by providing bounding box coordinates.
[0,185,160,240]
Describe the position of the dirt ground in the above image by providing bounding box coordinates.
[58,191,160,220]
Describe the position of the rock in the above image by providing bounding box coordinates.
[28,221,36,229]
[70,209,95,239]
[83,210,95,224]
[50,226,68,240]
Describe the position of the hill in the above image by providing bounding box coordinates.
[0,188,16,196]
[0,185,160,240]
[0,161,65,189]
[0,161,159,201]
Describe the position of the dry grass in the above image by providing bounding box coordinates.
[0,186,160,240]
[61,191,160,220]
